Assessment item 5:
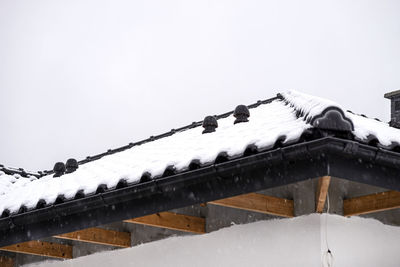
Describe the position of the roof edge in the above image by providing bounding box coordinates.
[0,165,39,178]
[2,137,400,246]
[279,91,354,132]
[384,90,400,99]
[40,95,282,176]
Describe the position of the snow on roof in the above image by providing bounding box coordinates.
[283,90,400,146]
[1,90,400,216]
[0,171,36,196]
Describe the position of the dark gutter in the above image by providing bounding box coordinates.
[1,137,400,246]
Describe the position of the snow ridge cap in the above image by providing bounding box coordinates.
[280,90,354,132]
[280,90,343,122]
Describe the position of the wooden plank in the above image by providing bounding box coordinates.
[209,193,294,218]
[316,176,331,213]
[0,256,14,267]
[54,227,131,248]
[344,190,400,216]
[0,241,72,259]
[125,212,205,234]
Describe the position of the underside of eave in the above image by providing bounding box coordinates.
[1,137,400,247]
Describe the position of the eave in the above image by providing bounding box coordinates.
[1,137,400,247]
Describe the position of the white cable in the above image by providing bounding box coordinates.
[323,250,334,267]
[322,192,334,267]
[325,192,330,249]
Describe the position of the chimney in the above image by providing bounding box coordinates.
[384,90,400,128]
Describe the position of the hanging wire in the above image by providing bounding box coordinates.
[322,192,334,267]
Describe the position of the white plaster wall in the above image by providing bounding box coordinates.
[25,214,400,267]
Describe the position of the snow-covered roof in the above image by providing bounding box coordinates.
[1,90,400,217]
[0,171,37,197]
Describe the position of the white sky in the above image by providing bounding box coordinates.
[0,0,399,171]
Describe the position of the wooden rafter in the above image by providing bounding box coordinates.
[125,212,205,234]
[344,190,400,216]
[0,241,72,259]
[0,256,14,267]
[209,193,294,218]
[315,176,331,213]
[54,227,131,248]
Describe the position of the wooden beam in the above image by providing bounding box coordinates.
[316,176,331,213]
[209,193,294,218]
[54,227,131,248]
[344,190,400,216]
[0,241,72,259]
[125,212,205,234]
[0,256,14,267]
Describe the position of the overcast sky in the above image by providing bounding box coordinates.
[0,0,399,171]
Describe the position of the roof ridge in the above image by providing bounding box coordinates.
[346,110,384,123]
[0,165,39,178]
[279,90,344,122]
[39,95,282,176]
[280,90,354,133]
